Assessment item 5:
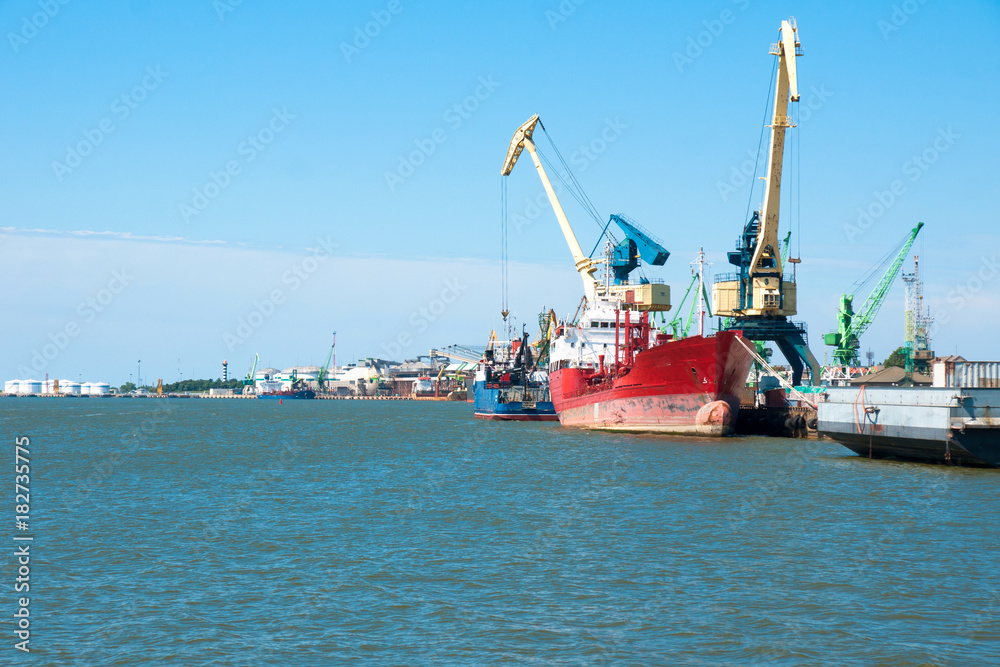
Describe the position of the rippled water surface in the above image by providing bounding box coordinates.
[4,399,1000,665]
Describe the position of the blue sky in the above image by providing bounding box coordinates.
[2,0,998,383]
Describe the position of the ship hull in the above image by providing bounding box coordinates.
[819,386,1000,467]
[549,331,753,436]
[258,389,316,400]
[473,380,557,421]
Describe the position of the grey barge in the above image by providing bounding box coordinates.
[818,385,1000,467]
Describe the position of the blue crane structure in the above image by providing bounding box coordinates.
[600,213,670,284]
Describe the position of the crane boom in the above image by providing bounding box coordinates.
[242,353,259,393]
[825,222,924,365]
[750,18,801,281]
[318,332,336,387]
[502,114,597,301]
[433,345,484,364]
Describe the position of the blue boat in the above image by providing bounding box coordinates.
[473,330,557,421]
[258,388,316,400]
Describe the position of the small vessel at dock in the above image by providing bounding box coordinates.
[474,329,557,421]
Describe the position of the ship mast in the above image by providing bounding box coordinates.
[691,248,711,337]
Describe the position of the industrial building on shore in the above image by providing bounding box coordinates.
[3,379,111,396]
[1,350,476,399]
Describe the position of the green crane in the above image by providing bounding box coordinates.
[318,332,336,390]
[666,272,712,339]
[824,222,924,366]
[242,353,259,393]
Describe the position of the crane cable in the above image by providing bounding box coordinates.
[795,88,801,263]
[500,175,509,321]
[537,125,617,247]
[744,54,779,227]
[850,231,911,299]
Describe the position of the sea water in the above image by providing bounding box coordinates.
[3,399,998,665]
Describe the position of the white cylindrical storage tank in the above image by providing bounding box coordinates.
[90,382,110,396]
[4,380,18,394]
[80,382,93,396]
[293,366,321,381]
[59,381,81,395]
[20,380,42,395]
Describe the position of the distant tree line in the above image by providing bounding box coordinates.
[118,379,244,393]
[883,347,907,369]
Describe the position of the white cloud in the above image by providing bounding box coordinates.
[0,234,581,383]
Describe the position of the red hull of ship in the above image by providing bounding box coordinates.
[549,331,753,436]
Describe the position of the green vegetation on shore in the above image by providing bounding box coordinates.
[118,379,243,393]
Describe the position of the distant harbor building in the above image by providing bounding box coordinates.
[253,367,282,394]
[19,380,42,395]
[59,380,81,395]
[386,355,447,396]
[280,366,321,389]
[327,359,391,396]
[933,357,1000,388]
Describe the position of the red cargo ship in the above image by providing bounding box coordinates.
[500,113,754,435]
[548,307,753,435]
